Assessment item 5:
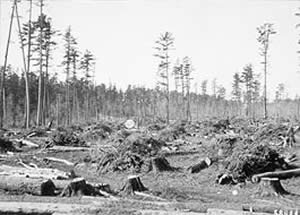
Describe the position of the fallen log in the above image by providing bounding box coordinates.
[0,175,108,197]
[47,146,90,152]
[0,165,70,179]
[12,138,39,148]
[43,157,74,166]
[0,202,99,214]
[0,175,56,196]
[252,168,300,183]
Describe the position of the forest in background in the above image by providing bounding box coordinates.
[1,0,300,128]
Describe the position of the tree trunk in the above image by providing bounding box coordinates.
[36,0,44,127]
[25,0,33,129]
[0,0,15,128]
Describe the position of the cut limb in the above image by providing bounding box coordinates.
[43,157,74,166]
[120,175,148,195]
[252,168,300,183]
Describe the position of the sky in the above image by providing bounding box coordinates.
[0,0,300,99]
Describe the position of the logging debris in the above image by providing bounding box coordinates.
[97,133,165,173]
[50,130,86,147]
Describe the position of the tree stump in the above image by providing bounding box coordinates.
[60,177,97,197]
[256,178,289,197]
[188,157,211,173]
[121,175,148,195]
[152,157,175,173]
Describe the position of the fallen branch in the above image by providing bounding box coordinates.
[47,146,89,153]
[43,157,74,166]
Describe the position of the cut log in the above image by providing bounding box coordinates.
[0,164,70,179]
[120,175,148,195]
[188,157,212,173]
[43,157,74,166]
[252,168,300,183]
[152,157,175,173]
[12,138,40,148]
[48,146,89,152]
[0,175,56,196]
[0,202,99,214]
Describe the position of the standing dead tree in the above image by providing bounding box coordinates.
[257,23,276,119]
[0,0,17,128]
[154,32,174,124]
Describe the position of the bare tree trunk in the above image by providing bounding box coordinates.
[263,49,268,119]
[25,0,32,129]
[42,51,49,125]
[0,0,15,128]
[36,0,44,126]
[166,54,170,124]
[2,88,6,123]
[15,1,30,128]
[56,94,61,126]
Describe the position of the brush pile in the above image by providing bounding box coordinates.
[50,130,86,147]
[82,122,113,141]
[223,139,287,182]
[97,133,165,173]
[157,122,186,142]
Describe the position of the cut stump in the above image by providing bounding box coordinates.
[152,157,175,173]
[188,157,212,173]
[121,175,148,195]
[60,177,97,197]
[256,178,289,197]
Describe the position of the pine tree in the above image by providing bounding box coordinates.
[257,23,276,119]
[154,32,174,124]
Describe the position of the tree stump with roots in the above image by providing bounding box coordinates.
[120,175,148,195]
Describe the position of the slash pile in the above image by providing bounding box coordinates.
[97,133,165,173]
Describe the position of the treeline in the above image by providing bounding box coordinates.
[1,1,300,128]
[1,64,300,128]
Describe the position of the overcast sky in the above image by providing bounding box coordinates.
[0,0,300,99]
